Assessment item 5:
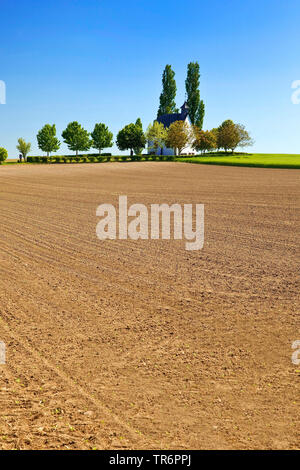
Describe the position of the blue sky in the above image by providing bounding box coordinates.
[0,0,299,156]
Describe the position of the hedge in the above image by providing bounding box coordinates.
[27,154,110,164]
[26,154,176,164]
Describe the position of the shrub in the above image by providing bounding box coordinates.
[0,147,8,164]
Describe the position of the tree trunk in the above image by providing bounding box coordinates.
[130,149,133,156]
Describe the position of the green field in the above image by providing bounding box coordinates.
[177,153,300,169]
[4,153,300,169]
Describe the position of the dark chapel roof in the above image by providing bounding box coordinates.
[157,102,189,128]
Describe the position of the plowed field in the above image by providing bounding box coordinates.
[0,162,298,449]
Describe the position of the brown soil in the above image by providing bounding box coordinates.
[0,162,299,450]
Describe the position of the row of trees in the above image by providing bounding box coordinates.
[6,117,253,164]
[157,62,205,128]
[144,119,253,155]
[35,122,114,158]
[15,118,149,160]
[194,120,254,154]
[14,122,114,161]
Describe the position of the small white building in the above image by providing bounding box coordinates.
[151,102,197,156]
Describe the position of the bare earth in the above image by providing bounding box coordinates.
[0,162,299,450]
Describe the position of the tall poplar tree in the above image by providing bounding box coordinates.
[157,65,177,117]
[185,62,200,124]
[185,62,205,128]
[195,100,205,130]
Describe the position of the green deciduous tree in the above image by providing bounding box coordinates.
[193,129,217,154]
[62,122,91,156]
[91,123,113,154]
[116,123,146,156]
[37,124,61,156]
[217,120,239,153]
[16,138,31,162]
[165,121,193,155]
[145,121,168,154]
[217,120,254,153]
[0,147,8,164]
[157,65,178,117]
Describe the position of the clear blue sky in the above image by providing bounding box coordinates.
[1,0,299,156]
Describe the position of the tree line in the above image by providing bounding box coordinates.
[0,115,253,164]
[194,120,254,154]
[145,118,253,155]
